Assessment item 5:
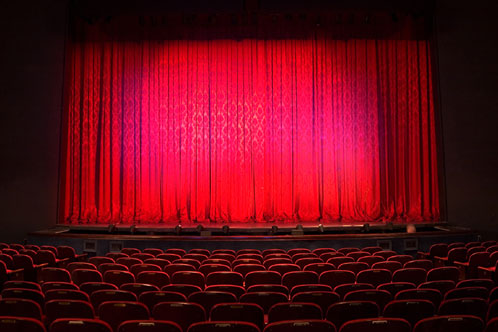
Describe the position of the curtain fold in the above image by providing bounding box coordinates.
[63,38,440,224]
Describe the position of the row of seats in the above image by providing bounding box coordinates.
[4,284,498,324]
[4,277,498,310]
[0,290,498,331]
[2,241,497,282]
[3,315,498,332]
[2,259,477,296]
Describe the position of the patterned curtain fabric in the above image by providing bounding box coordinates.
[62,38,440,224]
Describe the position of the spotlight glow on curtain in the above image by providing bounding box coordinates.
[62,38,440,224]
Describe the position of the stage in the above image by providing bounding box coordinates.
[27,222,478,257]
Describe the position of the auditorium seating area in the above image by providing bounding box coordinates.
[2,241,498,332]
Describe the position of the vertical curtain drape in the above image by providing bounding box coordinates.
[62,38,440,224]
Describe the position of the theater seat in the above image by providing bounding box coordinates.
[205,271,244,287]
[80,282,118,295]
[3,280,41,291]
[356,269,392,287]
[0,316,46,332]
[268,302,322,323]
[395,288,442,308]
[0,298,42,320]
[171,271,205,288]
[413,315,484,332]
[89,257,115,268]
[188,321,260,332]
[120,283,159,297]
[264,320,336,332]
[42,282,80,293]
[1,288,45,308]
[282,271,319,290]
[50,318,112,332]
[117,320,181,332]
[338,318,410,332]
[90,289,137,309]
[427,267,460,283]
[188,291,237,314]
[44,289,90,302]
[343,290,392,311]
[444,286,488,300]
[45,299,95,325]
[138,291,187,311]
[152,302,206,332]
[98,301,149,332]
[357,256,384,267]
[438,297,488,321]
[72,269,103,286]
[245,271,282,288]
[129,264,161,277]
[382,299,435,326]
[136,271,170,288]
[319,270,356,289]
[392,268,426,285]
[325,301,379,330]
[387,255,413,266]
[211,303,264,331]
[103,270,135,288]
[403,259,434,271]
[418,280,455,296]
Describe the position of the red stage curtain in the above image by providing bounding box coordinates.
[62,38,440,224]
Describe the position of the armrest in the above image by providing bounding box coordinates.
[56,257,71,268]
[34,263,49,270]
[7,268,25,280]
[478,266,494,272]
[7,268,24,275]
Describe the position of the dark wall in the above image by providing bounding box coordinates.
[436,0,498,236]
[0,0,67,242]
[0,0,497,242]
